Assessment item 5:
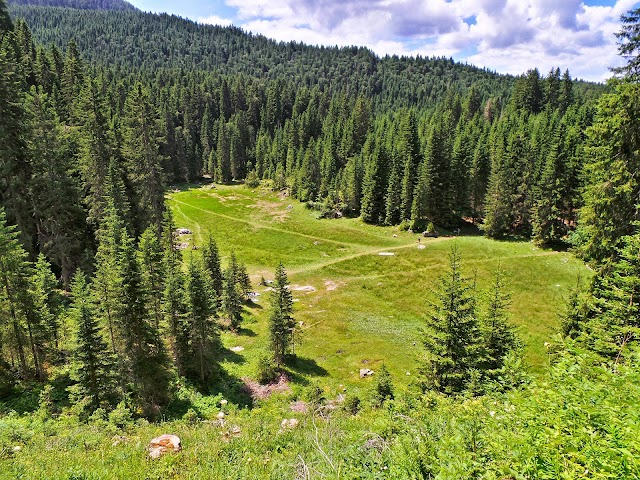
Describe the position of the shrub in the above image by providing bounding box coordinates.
[245,169,260,188]
[303,384,325,406]
[255,354,278,385]
[108,401,132,429]
[343,394,361,415]
[371,364,394,407]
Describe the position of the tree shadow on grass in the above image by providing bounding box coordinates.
[236,327,257,337]
[285,355,328,378]
[219,347,246,365]
[164,369,254,420]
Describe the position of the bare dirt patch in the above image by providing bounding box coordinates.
[289,285,317,293]
[290,400,309,413]
[242,374,291,400]
[230,346,245,352]
[324,280,344,291]
[246,200,290,222]
[205,192,242,203]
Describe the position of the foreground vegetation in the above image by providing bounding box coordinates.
[2,0,640,477]
[2,344,639,479]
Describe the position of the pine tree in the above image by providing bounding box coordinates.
[68,272,118,412]
[0,208,51,379]
[532,124,569,245]
[121,83,166,231]
[612,7,640,80]
[221,265,243,331]
[25,86,85,287]
[184,253,218,387]
[76,77,114,226]
[32,253,62,351]
[138,225,164,333]
[0,0,13,37]
[480,268,518,378]
[92,198,125,357]
[421,246,482,394]
[268,262,295,366]
[398,111,422,222]
[119,233,170,414]
[575,82,640,262]
[361,144,389,225]
[201,234,223,300]
[0,35,34,251]
[581,233,640,360]
[161,209,188,375]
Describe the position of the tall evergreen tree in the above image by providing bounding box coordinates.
[138,225,164,333]
[121,83,165,231]
[68,272,118,412]
[268,262,295,366]
[480,267,518,378]
[161,209,188,375]
[201,234,223,300]
[361,144,389,225]
[421,246,482,394]
[184,253,218,387]
[118,233,170,414]
[575,82,640,262]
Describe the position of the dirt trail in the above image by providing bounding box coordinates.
[288,239,448,275]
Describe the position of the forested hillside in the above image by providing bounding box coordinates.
[2,0,640,476]
[8,0,135,10]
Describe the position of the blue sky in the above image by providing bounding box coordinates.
[127,0,640,81]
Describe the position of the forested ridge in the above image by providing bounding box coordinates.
[2,0,640,476]
[8,0,135,10]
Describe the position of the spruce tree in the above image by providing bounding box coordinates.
[0,208,42,379]
[268,262,295,366]
[184,253,218,387]
[121,83,166,231]
[480,268,518,378]
[361,145,389,225]
[221,265,243,331]
[25,86,85,287]
[421,246,482,394]
[92,198,125,357]
[69,272,118,412]
[575,82,640,262]
[119,233,170,414]
[138,225,164,332]
[201,234,223,300]
[161,209,188,375]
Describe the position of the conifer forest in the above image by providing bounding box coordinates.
[1,0,640,478]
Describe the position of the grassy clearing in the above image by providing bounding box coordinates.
[168,184,591,384]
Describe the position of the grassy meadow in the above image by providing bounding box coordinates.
[169,183,590,384]
[1,183,621,480]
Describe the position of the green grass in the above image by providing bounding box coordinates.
[168,183,591,384]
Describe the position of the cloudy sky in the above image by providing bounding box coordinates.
[127,0,640,81]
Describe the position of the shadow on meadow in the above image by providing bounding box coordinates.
[282,355,329,386]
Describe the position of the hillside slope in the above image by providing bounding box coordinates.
[8,4,516,109]
[8,0,136,10]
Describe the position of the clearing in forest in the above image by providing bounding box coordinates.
[168,184,591,385]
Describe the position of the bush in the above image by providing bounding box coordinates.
[108,401,132,429]
[371,364,394,407]
[342,394,361,415]
[182,408,200,424]
[255,354,278,385]
[303,384,325,406]
[245,169,260,188]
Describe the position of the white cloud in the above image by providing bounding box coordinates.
[220,0,637,81]
[198,14,233,26]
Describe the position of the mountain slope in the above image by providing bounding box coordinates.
[8,5,515,110]
[8,0,136,10]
